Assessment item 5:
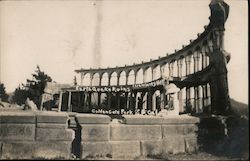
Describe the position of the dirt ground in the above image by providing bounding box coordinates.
[83,152,248,161]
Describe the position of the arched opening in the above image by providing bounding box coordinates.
[119,71,126,85]
[136,68,143,84]
[101,72,109,86]
[127,70,135,85]
[82,73,91,86]
[152,65,161,80]
[110,72,118,86]
[92,73,100,86]
[144,67,152,82]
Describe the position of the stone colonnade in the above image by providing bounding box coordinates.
[70,38,216,113]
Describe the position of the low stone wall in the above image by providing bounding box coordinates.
[0,111,74,159]
[76,114,200,159]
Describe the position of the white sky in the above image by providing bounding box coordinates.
[0,0,248,104]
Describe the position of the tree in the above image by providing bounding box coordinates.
[11,86,29,105]
[12,65,52,108]
[0,83,9,102]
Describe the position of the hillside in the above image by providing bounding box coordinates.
[230,98,249,117]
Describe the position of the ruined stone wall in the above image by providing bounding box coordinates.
[0,112,200,159]
[0,111,74,159]
[76,114,200,159]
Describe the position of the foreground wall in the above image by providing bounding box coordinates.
[77,114,200,159]
[0,112,200,159]
[0,111,74,159]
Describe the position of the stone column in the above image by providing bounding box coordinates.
[67,91,72,112]
[201,51,206,69]
[151,67,156,81]
[134,70,138,84]
[117,93,121,110]
[135,92,139,111]
[143,69,147,83]
[185,55,191,76]
[125,72,129,85]
[97,93,101,106]
[207,83,211,107]
[160,88,166,110]
[194,87,199,113]
[186,88,191,112]
[142,92,147,110]
[190,87,195,112]
[197,53,201,71]
[83,92,87,110]
[108,74,111,86]
[58,91,63,112]
[198,86,203,113]
[126,92,130,110]
[89,74,94,86]
[80,73,84,86]
[160,64,165,78]
[177,59,183,77]
[177,59,183,113]
[107,92,111,110]
[169,62,174,77]
[193,52,198,73]
[147,90,152,111]
[88,92,92,107]
[117,73,120,86]
[152,92,156,111]
[99,75,102,86]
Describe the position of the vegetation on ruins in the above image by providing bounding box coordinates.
[0,83,9,102]
[11,65,52,108]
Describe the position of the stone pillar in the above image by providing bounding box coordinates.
[147,90,152,111]
[58,91,63,112]
[201,50,206,69]
[169,62,174,77]
[125,72,129,85]
[67,91,72,112]
[190,87,195,112]
[197,53,201,71]
[193,52,198,73]
[185,55,191,76]
[107,92,111,110]
[88,93,92,107]
[202,85,207,109]
[108,74,111,86]
[186,88,191,112]
[134,71,138,84]
[177,59,183,113]
[143,69,147,83]
[178,91,183,113]
[83,92,87,110]
[90,74,94,86]
[98,93,101,106]
[135,92,139,111]
[117,74,120,86]
[117,93,121,110]
[160,88,166,110]
[99,75,102,86]
[177,59,183,77]
[142,92,147,111]
[194,87,199,113]
[160,65,165,78]
[126,92,130,110]
[151,67,156,81]
[152,92,157,111]
[207,83,211,107]
[80,73,84,86]
[198,86,203,113]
